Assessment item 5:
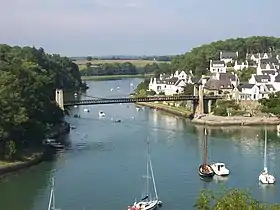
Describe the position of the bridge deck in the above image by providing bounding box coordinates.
[64,95,222,106]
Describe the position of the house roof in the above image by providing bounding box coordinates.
[265,84,275,91]
[275,74,280,82]
[204,78,233,90]
[219,72,238,81]
[220,51,237,59]
[237,84,255,91]
[254,75,271,83]
[260,57,278,64]
[211,60,225,67]
[260,63,275,70]
[261,70,276,75]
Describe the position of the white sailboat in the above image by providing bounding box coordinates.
[128,139,162,210]
[259,126,276,184]
[48,178,61,210]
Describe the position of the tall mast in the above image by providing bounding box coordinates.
[146,137,150,199]
[149,148,159,200]
[264,125,267,171]
[203,128,207,166]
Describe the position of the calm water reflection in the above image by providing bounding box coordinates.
[0,78,279,210]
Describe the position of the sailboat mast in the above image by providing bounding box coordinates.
[149,156,159,200]
[264,125,267,171]
[47,189,53,210]
[203,128,207,166]
[146,138,150,199]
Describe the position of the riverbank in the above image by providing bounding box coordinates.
[0,121,70,176]
[81,74,153,81]
[192,115,280,126]
[136,102,191,117]
[136,102,280,126]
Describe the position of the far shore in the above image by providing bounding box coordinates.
[192,115,280,126]
[136,101,280,127]
[82,74,153,81]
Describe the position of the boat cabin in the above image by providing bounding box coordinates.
[213,163,225,171]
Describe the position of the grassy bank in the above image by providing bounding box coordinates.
[82,74,153,81]
[137,102,191,117]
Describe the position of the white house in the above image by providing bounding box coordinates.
[220,51,238,64]
[209,60,227,74]
[148,76,186,95]
[247,72,280,92]
[173,70,188,82]
[237,84,269,101]
[256,62,276,75]
[246,53,272,64]
[234,60,249,70]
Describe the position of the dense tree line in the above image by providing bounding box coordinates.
[80,62,172,76]
[170,36,280,76]
[0,44,87,160]
[84,55,174,61]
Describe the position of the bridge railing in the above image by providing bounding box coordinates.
[64,95,223,106]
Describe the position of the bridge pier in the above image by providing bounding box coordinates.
[208,100,212,114]
[55,89,64,110]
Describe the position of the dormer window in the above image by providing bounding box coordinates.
[261,79,268,82]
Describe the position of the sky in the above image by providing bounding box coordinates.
[0,0,279,56]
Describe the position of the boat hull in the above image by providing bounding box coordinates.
[259,173,276,184]
[128,200,160,210]
[199,165,214,178]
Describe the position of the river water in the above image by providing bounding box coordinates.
[0,78,280,210]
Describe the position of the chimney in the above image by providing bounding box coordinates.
[159,74,163,80]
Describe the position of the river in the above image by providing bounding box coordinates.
[0,78,280,210]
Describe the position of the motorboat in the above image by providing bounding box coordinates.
[84,108,90,112]
[198,128,214,178]
[259,126,276,184]
[99,111,105,117]
[211,163,230,176]
[128,138,162,210]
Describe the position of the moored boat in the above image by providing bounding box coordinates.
[259,126,276,184]
[128,138,162,210]
[198,128,214,178]
[211,162,229,176]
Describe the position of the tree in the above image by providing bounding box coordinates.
[0,44,86,160]
[259,92,280,116]
[86,56,92,61]
[195,188,280,210]
[183,84,194,95]
[86,62,92,68]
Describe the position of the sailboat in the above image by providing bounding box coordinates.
[259,126,276,184]
[48,178,61,210]
[128,139,162,210]
[198,128,214,178]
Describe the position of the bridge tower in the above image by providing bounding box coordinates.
[55,89,64,110]
[197,84,204,115]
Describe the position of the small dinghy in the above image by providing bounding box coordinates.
[99,111,105,117]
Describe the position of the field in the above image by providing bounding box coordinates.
[74,59,169,69]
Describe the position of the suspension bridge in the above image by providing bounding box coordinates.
[56,85,223,114]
